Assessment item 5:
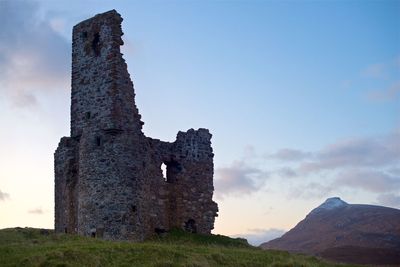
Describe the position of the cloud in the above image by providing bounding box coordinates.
[377,193,400,208]
[334,169,400,193]
[215,161,268,198]
[28,207,45,214]
[388,167,400,176]
[232,228,286,246]
[0,0,70,107]
[298,132,400,174]
[0,189,10,201]
[362,63,387,79]
[288,182,333,200]
[341,79,352,89]
[360,57,400,102]
[276,167,298,178]
[243,145,257,158]
[367,81,400,101]
[267,148,311,162]
[268,131,400,200]
[286,169,400,201]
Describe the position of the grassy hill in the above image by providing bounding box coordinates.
[0,228,356,267]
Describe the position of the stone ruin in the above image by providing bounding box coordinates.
[54,10,218,240]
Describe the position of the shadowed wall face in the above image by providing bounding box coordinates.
[54,10,218,240]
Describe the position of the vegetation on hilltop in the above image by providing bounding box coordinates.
[0,228,356,267]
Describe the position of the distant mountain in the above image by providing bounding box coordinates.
[260,197,400,265]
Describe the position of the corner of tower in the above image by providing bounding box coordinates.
[70,10,142,137]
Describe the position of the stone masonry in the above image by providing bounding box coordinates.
[54,10,218,241]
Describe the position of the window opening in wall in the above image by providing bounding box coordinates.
[81,31,88,39]
[162,160,182,183]
[95,136,101,147]
[85,112,91,120]
[92,33,100,56]
[131,205,137,213]
[161,163,167,181]
[90,228,96,238]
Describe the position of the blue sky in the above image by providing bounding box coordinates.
[0,0,399,245]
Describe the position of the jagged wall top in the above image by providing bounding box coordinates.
[55,10,218,240]
[70,10,143,138]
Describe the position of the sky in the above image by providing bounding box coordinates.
[0,0,399,246]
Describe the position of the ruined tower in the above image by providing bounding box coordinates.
[55,10,218,240]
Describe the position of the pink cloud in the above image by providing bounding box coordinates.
[215,161,269,198]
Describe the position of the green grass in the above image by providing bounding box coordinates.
[0,228,356,267]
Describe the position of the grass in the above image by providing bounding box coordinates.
[0,228,356,267]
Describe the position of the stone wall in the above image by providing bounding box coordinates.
[54,137,79,234]
[55,10,218,241]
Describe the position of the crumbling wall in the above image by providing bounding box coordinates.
[69,10,148,240]
[170,129,218,233]
[55,10,218,241]
[70,11,143,138]
[54,137,79,233]
[142,129,218,236]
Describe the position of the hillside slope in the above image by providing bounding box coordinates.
[261,197,400,265]
[0,227,354,267]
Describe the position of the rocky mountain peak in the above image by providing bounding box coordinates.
[260,198,400,265]
[310,197,348,214]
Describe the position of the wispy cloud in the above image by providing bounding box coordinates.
[367,81,400,102]
[243,145,257,158]
[276,167,298,178]
[222,131,399,201]
[28,207,45,215]
[232,228,286,246]
[286,168,400,202]
[0,0,70,108]
[0,189,10,201]
[333,169,400,193]
[298,132,400,174]
[215,161,269,198]
[388,167,400,176]
[377,193,400,208]
[264,130,400,201]
[288,182,333,200]
[362,63,387,79]
[267,148,311,162]
[361,57,400,102]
